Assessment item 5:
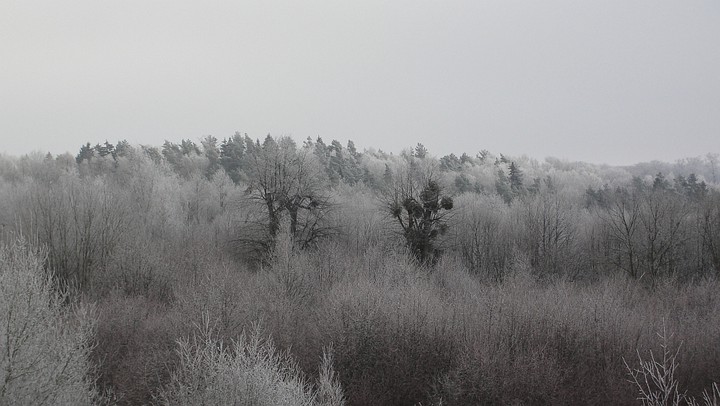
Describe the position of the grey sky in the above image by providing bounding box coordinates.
[1,1,718,165]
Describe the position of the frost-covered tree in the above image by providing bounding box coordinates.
[201,135,221,179]
[219,133,246,183]
[509,161,525,195]
[0,239,97,405]
[242,135,331,250]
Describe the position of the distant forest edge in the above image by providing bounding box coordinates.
[14,135,720,187]
[2,135,720,405]
[1,134,719,280]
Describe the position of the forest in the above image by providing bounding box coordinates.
[1,135,720,405]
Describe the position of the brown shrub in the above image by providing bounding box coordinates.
[93,292,185,405]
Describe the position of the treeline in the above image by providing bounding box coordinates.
[1,136,720,405]
[44,136,720,282]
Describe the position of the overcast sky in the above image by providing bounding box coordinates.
[1,1,718,165]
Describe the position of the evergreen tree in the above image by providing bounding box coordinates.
[440,154,461,171]
[162,141,183,167]
[180,139,201,156]
[219,133,246,184]
[509,162,525,195]
[94,141,115,159]
[414,143,428,159]
[383,164,394,188]
[201,135,220,179]
[142,145,163,164]
[344,140,363,185]
[76,143,95,164]
[313,137,329,170]
[685,173,707,200]
[454,174,473,194]
[477,149,490,162]
[653,172,670,191]
[328,140,345,184]
[674,175,687,193]
[495,169,512,204]
[115,140,132,157]
[262,134,277,150]
[302,136,314,149]
[347,140,361,161]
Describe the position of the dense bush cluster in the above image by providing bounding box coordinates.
[0,139,719,405]
[0,239,97,405]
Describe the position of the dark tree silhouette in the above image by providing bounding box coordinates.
[385,172,453,264]
[241,135,331,252]
[414,143,428,159]
[76,143,95,164]
[219,133,246,184]
[509,161,524,195]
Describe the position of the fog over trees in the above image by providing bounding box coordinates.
[1,138,720,405]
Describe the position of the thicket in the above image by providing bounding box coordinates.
[0,239,97,405]
[0,139,719,405]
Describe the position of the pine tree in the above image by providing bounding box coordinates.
[440,154,461,171]
[76,143,95,164]
[495,169,512,204]
[414,143,428,159]
[201,135,220,179]
[115,140,132,157]
[653,172,670,191]
[219,133,246,183]
[509,162,524,195]
[383,164,394,187]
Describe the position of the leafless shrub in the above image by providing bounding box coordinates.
[687,384,720,406]
[93,292,183,405]
[316,344,346,406]
[317,255,457,405]
[157,316,344,406]
[624,323,720,406]
[624,324,685,406]
[0,238,97,405]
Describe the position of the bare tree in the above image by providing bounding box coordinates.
[21,172,130,292]
[518,188,581,277]
[598,189,642,279]
[637,190,690,279]
[701,191,720,276]
[598,187,691,281]
[241,135,331,251]
[450,193,512,280]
